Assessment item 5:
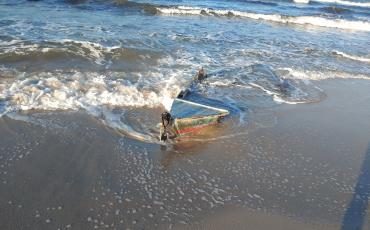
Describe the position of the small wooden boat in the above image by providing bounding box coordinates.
[159,98,229,141]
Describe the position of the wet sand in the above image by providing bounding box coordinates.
[0,79,370,229]
[174,79,370,230]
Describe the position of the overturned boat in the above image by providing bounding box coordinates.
[159,69,230,141]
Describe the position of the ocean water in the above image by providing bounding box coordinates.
[0,0,369,142]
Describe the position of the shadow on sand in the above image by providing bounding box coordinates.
[341,142,370,230]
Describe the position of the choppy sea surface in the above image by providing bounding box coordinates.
[0,0,369,142]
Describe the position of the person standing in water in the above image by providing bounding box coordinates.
[197,67,207,81]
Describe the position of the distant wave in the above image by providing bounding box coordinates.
[241,0,278,6]
[294,0,310,3]
[156,6,370,32]
[114,0,160,14]
[0,40,114,65]
[333,50,370,63]
[0,39,160,68]
[293,0,370,7]
[65,0,87,4]
[312,0,370,8]
[321,6,352,14]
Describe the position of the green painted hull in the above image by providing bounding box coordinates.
[159,98,229,140]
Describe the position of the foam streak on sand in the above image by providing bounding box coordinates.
[157,6,370,31]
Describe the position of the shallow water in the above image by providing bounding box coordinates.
[0,0,369,141]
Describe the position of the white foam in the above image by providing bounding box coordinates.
[1,39,122,65]
[281,67,370,80]
[312,0,370,8]
[99,108,158,143]
[64,40,105,65]
[0,71,177,116]
[249,82,298,104]
[2,43,40,55]
[0,39,23,46]
[157,6,370,31]
[294,0,310,4]
[333,50,370,63]
[0,69,184,142]
[59,39,121,65]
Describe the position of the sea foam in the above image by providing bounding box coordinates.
[281,67,370,80]
[1,40,123,65]
[333,50,370,63]
[0,70,178,116]
[312,0,370,8]
[294,0,310,4]
[157,6,370,31]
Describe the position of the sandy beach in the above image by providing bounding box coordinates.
[0,78,369,229]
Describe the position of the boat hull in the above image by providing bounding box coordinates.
[159,113,226,140]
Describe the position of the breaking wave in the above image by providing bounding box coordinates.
[321,6,352,14]
[312,0,370,8]
[294,0,310,3]
[1,64,368,142]
[113,0,160,14]
[156,6,370,31]
[0,68,183,142]
[0,71,176,113]
[0,39,161,68]
[332,50,370,63]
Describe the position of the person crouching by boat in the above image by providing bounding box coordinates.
[160,112,177,141]
[196,67,207,82]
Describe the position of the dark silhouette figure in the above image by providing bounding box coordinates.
[341,142,370,230]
